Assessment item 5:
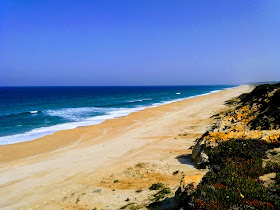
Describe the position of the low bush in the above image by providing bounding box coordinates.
[149,182,164,190]
[151,187,171,202]
[181,139,280,209]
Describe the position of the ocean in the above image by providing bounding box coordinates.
[0,85,235,145]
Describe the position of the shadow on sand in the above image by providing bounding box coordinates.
[146,197,175,210]
[175,154,195,167]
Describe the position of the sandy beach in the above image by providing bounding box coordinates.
[0,85,252,209]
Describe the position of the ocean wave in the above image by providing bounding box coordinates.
[128,98,152,103]
[30,111,39,114]
[44,107,117,121]
[2,110,41,117]
[0,87,234,145]
[147,88,230,107]
[0,106,147,145]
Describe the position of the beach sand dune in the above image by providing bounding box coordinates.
[0,85,252,209]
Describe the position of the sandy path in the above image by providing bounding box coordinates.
[0,85,252,209]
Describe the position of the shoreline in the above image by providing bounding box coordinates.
[0,85,253,209]
[0,86,236,146]
[0,87,240,163]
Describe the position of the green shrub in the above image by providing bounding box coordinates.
[151,187,171,202]
[182,139,280,209]
[238,83,280,130]
[149,183,164,190]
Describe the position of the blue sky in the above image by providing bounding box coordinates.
[0,0,279,86]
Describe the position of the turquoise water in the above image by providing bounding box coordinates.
[0,86,235,145]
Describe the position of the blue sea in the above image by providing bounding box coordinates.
[0,86,235,145]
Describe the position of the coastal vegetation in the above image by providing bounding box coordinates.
[149,183,165,191]
[173,83,280,209]
[174,139,280,209]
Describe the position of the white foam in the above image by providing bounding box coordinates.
[0,87,233,145]
[3,110,39,116]
[128,98,152,103]
[0,106,147,145]
[129,99,143,102]
[30,111,38,114]
[44,107,114,121]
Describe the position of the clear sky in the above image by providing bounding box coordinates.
[0,0,279,86]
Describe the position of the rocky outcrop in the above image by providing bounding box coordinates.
[191,131,217,168]
[192,83,280,168]
[172,181,198,209]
